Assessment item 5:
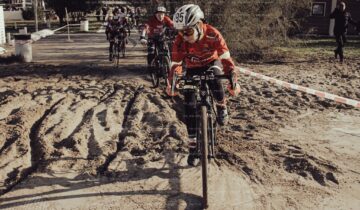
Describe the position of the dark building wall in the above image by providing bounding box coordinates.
[346,0,360,34]
[304,0,360,35]
[304,0,333,35]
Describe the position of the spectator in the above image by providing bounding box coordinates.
[102,7,108,21]
[330,1,357,62]
[96,9,101,22]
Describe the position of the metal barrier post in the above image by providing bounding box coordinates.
[7,32,11,44]
[65,7,73,42]
[14,34,32,62]
[0,6,5,45]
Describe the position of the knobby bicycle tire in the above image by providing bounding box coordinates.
[113,42,120,68]
[120,38,126,58]
[208,114,216,159]
[160,56,171,87]
[200,105,209,209]
[111,42,116,64]
[150,57,160,87]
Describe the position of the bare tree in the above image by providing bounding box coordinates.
[130,0,312,60]
[45,0,101,24]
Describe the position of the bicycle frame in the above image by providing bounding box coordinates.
[151,34,172,66]
[148,32,173,87]
[175,68,231,208]
[110,27,127,67]
[179,70,225,158]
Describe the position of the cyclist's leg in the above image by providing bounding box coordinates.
[109,35,115,61]
[184,68,206,165]
[207,62,226,103]
[207,62,228,126]
[106,30,109,41]
[147,41,155,66]
[184,90,197,140]
[135,16,139,27]
[124,30,128,45]
[184,87,197,165]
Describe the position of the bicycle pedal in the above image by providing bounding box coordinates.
[193,153,201,159]
[208,155,215,159]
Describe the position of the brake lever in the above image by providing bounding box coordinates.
[170,74,178,97]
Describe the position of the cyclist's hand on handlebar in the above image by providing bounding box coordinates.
[227,83,241,96]
[227,69,241,96]
[166,84,178,97]
[140,39,147,45]
[166,74,180,97]
[139,36,147,45]
[174,68,182,77]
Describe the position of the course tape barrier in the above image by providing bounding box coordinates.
[53,24,81,32]
[236,67,360,109]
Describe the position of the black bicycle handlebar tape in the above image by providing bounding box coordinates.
[177,74,231,82]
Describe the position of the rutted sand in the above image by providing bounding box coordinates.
[0,33,359,209]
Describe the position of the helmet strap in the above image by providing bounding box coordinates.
[195,22,203,42]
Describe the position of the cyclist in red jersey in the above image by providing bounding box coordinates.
[139,6,174,66]
[167,4,241,166]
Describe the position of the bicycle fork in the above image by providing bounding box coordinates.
[207,111,216,159]
[197,84,216,161]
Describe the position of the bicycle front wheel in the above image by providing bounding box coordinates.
[150,58,160,88]
[121,39,126,58]
[113,43,119,67]
[200,105,209,209]
[111,42,116,63]
[160,56,171,87]
[208,111,217,159]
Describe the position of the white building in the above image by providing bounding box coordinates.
[101,1,128,6]
[0,0,45,10]
[0,6,6,44]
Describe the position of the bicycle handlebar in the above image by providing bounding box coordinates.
[146,27,177,43]
[177,74,230,83]
[147,35,174,43]
[170,68,234,96]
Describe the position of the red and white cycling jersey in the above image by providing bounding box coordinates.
[106,17,128,33]
[144,16,173,37]
[116,12,128,25]
[169,24,235,80]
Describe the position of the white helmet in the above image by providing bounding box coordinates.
[340,2,346,10]
[118,12,126,18]
[155,6,167,13]
[173,4,204,30]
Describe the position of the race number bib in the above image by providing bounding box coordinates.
[174,12,185,23]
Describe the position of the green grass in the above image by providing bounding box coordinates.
[273,38,360,59]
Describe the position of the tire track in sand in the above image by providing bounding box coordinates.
[0,98,65,196]
[97,85,143,174]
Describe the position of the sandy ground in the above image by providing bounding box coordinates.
[0,31,359,210]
